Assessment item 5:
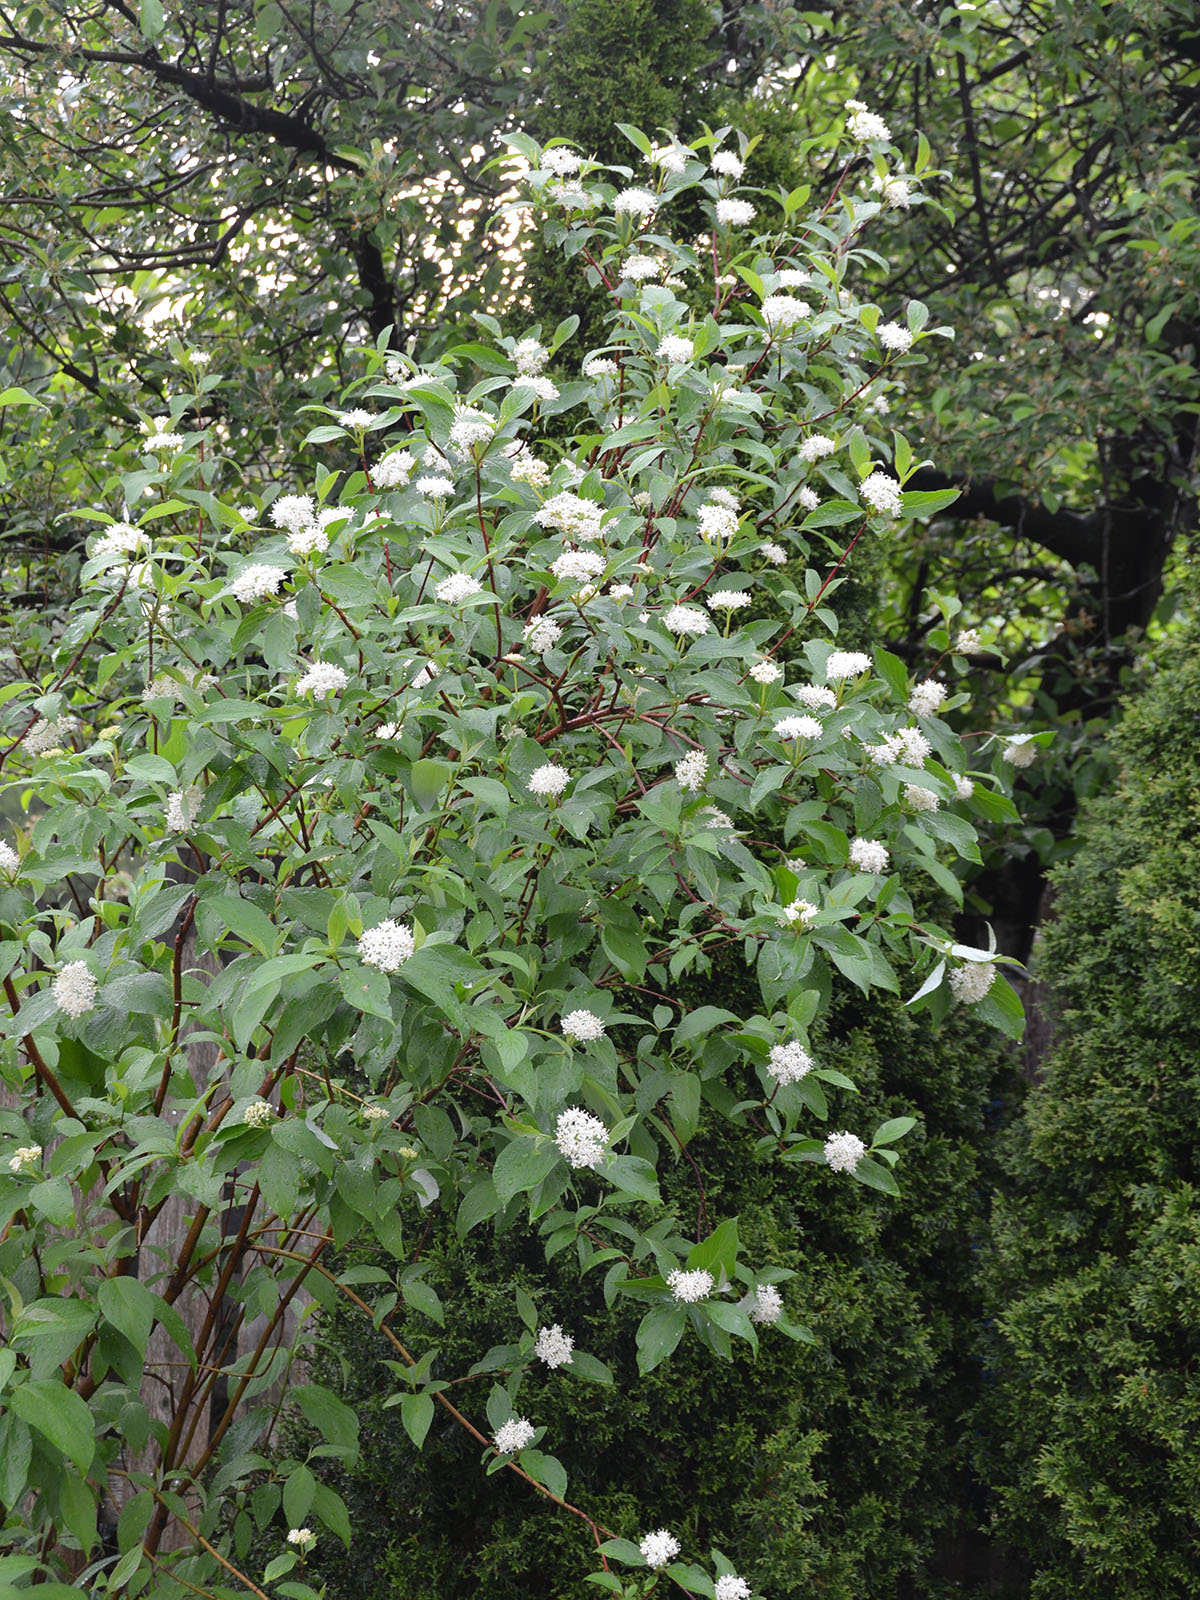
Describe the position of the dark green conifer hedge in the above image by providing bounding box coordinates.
[979,611,1200,1598]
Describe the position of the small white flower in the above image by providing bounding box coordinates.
[242,1098,274,1128]
[767,1040,813,1084]
[534,1324,575,1368]
[142,424,185,454]
[878,321,914,353]
[583,356,619,379]
[797,684,837,710]
[231,564,286,605]
[674,749,708,791]
[449,407,495,455]
[949,962,997,1004]
[797,486,820,512]
[716,197,756,227]
[663,605,711,638]
[614,186,658,216]
[953,774,974,800]
[859,472,904,516]
[640,1530,682,1570]
[376,722,402,740]
[296,661,348,696]
[908,680,947,717]
[710,150,744,179]
[435,572,483,605]
[797,434,836,463]
[92,522,148,561]
[783,898,818,926]
[775,268,810,288]
[0,840,19,873]
[555,1107,608,1169]
[845,101,891,142]
[336,408,375,430]
[286,1527,316,1552]
[707,488,740,509]
[715,1576,752,1600]
[698,503,739,545]
[1003,736,1039,768]
[896,727,933,764]
[621,252,661,282]
[824,1129,867,1172]
[506,443,552,487]
[523,616,563,653]
[702,806,735,830]
[551,550,605,585]
[760,295,810,332]
[608,583,634,599]
[824,650,872,683]
[667,1268,714,1303]
[848,838,890,874]
[362,1104,392,1121]
[358,919,416,972]
[561,1009,605,1043]
[750,660,783,685]
[537,491,605,541]
[707,590,751,613]
[493,1417,536,1454]
[904,783,940,813]
[166,784,204,833]
[657,333,694,365]
[773,715,822,741]
[52,961,97,1018]
[648,142,689,173]
[872,172,912,208]
[513,375,560,402]
[512,336,549,375]
[528,764,570,798]
[540,147,582,176]
[8,1144,41,1174]
[955,628,982,656]
[373,449,415,488]
[760,542,788,565]
[270,494,316,534]
[748,1284,783,1326]
[416,475,454,499]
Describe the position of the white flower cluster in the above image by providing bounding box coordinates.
[1003,737,1039,768]
[845,99,892,142]
[551,550,605,585]
[26,716,77,755]
[512,336,549,375]
[761,295,810,332]
[797,684,837,710]
[773,714,822,742]
[8,1144,41,1173]
[52,961,96,1018]
[667,1267,713,1303]
[494,1417,536,1454]
[536,491,605,542]
[435,572,483,605]
[555,1107,608,1169]
[0,839,19,873]
[166,784,204,833]
[750,660,783,685]
[716,197,755,227]
[904,784,940,813]
[872,172,913,208]
[908,680,947,717]
[373,448,415,488]
[949,962,996,1004]
[797,433,836,463]
[715,1576,752,1600]
[878,320,914,353]
[296,661,348,696]
[663,605,711,639]
[523,616,563,653]
[528,764,570,798]
[286,1528,316,1552]
[270,494,339,556]
[783,898,818,927]
[358,919,416,972]
[824,1130,867,1172]
[849,838,890,874]
[824,651,872,683]
[639,1530,681,1569]
[243,1098,274,1128]
[707,590,751,614]
[92,521,148,561]
[505,442,552,487]
[231,564,286,605]
[583,355,618,379]
[955,628,982,655]
[867,727,932,767]
[534,1324,575,1368]
[760,541,787,565]
[767,1040,813,1084]
[698,502,739,545]
[748,1283,783,1325]
[859,471,903,516]
[622,252,661,282]
[657,333,694,364]
[562,1009,605,1043]
[711,150,744,179]
[448,405,495,455]
[674,749,708,791]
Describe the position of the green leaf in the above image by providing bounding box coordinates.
[139,0,165,40]
[635,1303,686,1373]
[492,1140,559,1205]
[605,1154,660,1205]
[565,1350,614,1384]
[97,1277,158,1359]
[520,1448,568,1500]
[410,759,451,811]
[400,1392,435,1449]
[850,1156,900,1195]
[9,1379,95,1472]
[873,1115,917,1146]
[59,1471,98,1555]
[293,1384,360,1454]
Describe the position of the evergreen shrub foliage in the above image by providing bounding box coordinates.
[980,611,1200,1599]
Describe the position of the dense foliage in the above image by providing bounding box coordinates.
[979,602,1200,1598]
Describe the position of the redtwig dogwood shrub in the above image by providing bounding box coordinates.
[0,111,1027,1596]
